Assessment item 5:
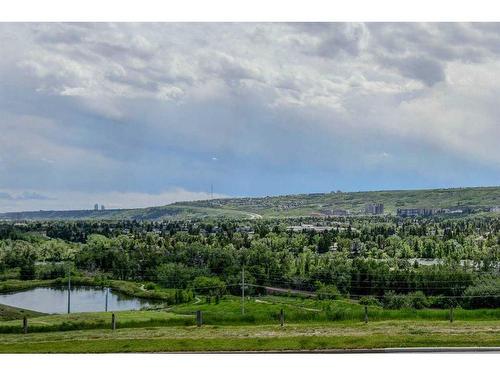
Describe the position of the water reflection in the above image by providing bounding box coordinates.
[0,286,152,314]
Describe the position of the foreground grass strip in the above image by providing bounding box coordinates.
[0,321,499,353]
[0,333,499,353]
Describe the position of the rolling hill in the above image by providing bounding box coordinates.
[0,186,499,221]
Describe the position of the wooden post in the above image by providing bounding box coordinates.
[364,306,368,324]
[241,265,245,315]
[449,306,454,323]
[196,310,203,327]
[23,316,28,334]
[280,308,284,327]
[111,313,116,330]
[67,271,71,314]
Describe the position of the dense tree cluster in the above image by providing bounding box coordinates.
[0,215,498,307]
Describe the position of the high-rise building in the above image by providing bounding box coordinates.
[365,203,384,215]
[94,203,99,211]
[101,205,105,211]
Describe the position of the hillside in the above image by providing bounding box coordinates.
[0,186,499,221]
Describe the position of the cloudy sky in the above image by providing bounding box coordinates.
[0,23,499,212]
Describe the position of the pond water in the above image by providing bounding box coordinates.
[0,286,153,314]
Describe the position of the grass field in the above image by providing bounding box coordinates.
[1,280,499,352]
[0,320,499,353]
[0,303,45,321]
[0,294,498,352]
[2,295,499,334]
[169,296,500,324]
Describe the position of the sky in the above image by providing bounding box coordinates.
[0,22,499,212]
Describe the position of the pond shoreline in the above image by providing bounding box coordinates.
[0,277,190,316]
[0,285,153,314]
[1,277,174,299]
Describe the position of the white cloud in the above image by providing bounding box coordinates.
[0,188,227,212]
[391,60,500,166]
[0,23,499,209]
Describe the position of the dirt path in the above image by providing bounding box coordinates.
[247,212,263,219]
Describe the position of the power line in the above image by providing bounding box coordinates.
[246,283,500,299]
[78,265,500,278]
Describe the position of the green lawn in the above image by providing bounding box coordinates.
[0,295,499,333]
[169,295,500,324]
[0,321,498,353]
[0,303,45,321]
[0,291,498,352]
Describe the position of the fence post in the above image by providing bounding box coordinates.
[364,306,368,324]
[280,308,284,327]
[449,307,454,323]
[23,316,28,334]
[67,270,71,314]
[111,313,116,330]
[196,310,203,327]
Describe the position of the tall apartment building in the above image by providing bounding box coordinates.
[94,203,99,211]
[365,203,384,215]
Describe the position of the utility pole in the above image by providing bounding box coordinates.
[105,287,109,312]
[241,265,245,315]
[67,266,71,314]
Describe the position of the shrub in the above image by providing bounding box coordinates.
[316,284,341,300]
[35,263,67,280]
[405,291,429,309]
[156,263,207,289]
[359,296,381,307]
[383,291,406,309]
[428,295,458,308]
[462,278,500,309]
[191,276,226,296]
[19,262,36,280]
[173,289,192,304]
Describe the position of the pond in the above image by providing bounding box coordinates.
[0,286,153,314]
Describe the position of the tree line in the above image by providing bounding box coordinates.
[0,215,498,308]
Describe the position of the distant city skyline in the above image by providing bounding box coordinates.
[1,23,500,212]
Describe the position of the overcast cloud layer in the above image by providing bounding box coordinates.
[1,23,499,211]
